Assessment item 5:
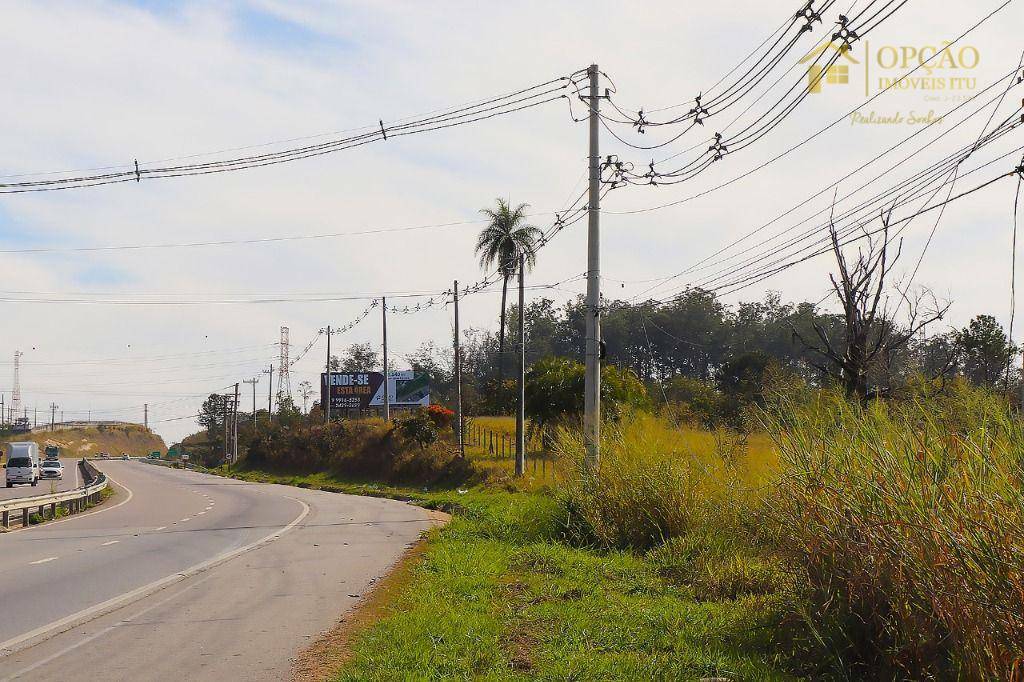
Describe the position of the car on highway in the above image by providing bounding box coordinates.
[98,452,110,459]
[121,453,130,460]
[40,459,63,480]
[44,444,61,460]
[5,442,40,488]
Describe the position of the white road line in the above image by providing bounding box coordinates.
[100,541,119,547]
[29,557,58,565]
[5,573,217,679]
[179,518,190,523]
[196,511,206,516]
[154,526,167,531]
[0,497,310,657]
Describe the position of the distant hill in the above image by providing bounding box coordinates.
[1,423,166,459]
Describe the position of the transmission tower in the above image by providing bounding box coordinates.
[11,350,23,418]
[277,326,292,408]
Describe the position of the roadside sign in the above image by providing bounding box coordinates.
[321,370,430,410]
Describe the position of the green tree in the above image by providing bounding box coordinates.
[524,358,648,438]
[717,351,776,425]
[198,393,225,436]
[957,315,1017,388]
[338,342,380,372]
[475,197,542,382]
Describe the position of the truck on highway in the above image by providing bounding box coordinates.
[44,444,61,460]
[5,441,40,488]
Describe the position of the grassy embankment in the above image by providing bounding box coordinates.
[0,423,166,460]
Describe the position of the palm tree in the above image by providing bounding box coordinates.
[476,198,542,382]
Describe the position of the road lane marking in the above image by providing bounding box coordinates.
[0,495,310,657]
[100,541,119,547]
[4,573,217,679]
[29,557,58,565]
[179,517,191,522]
[154,526,167,531]
[196,511,206,515]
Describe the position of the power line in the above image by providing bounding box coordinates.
[0,74,585,194]
[628,60,1024,301]
[602,0,1013,216]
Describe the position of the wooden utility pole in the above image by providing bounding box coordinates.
[222,394,229,461]
[50,402,58,430]
[382,297,390,421]
[144,403,148,429]
[232,382,239,464]
[453,280,464,458]
[516,254,526,477]
[325,325,332,423]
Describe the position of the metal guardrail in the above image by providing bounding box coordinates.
[1,459,109,529]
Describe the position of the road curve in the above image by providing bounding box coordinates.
[0,460,433,681]
[0,459,81,502]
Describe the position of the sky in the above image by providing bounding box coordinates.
[0,0,1022,443]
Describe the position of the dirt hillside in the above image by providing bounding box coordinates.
[2,423,166,458]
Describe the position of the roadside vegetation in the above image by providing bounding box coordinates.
[196,377,1024,680]
[177,202,1024,679]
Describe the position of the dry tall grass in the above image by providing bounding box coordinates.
[763,384,1024,679]
[556,411,778,550]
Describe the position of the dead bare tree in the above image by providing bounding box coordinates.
[792,208,950,403]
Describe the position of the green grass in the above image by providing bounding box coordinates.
[334,490,795,681]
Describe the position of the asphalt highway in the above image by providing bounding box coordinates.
[0,460,433,680]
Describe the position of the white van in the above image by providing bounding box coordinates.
[5,442,40,488]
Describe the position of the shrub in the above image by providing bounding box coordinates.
[242,415,476,486]
[762,384,1024,679]
[397,411,438,449]
[426,404,455,429]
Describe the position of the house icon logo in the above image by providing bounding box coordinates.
[800,41,860,94]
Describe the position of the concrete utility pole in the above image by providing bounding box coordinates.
[583,63,602,467]
[50,403,58,430]
[325,325,332,423]
[515,254,526,477]
[243,378,258,428]
[144,403,148,429]
[453,280,464,458]
[382,297,390,422]
[232,383,239,464]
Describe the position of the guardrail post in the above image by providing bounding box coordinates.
[50,502,56,518]
[22,508,29,526]
[2,510,8,528]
